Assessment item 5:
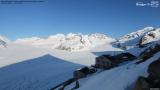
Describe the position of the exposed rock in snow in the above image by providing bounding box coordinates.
[139,28,160,46]
[115,27,160,50]
[0,40,6,48]
[14,33,114,51]
[0,35,9,48]
[132,59,160,90]
[57,33,114,51]
[119,27,154,41]
[139,41,160,58]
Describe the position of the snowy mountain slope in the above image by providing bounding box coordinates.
[118,27,154,43]
[139,28,160,45]
[14,33,114,51]
[0,54,83,90]
[115,27,156,49]
[78,52,160,90]
[114,27,160,57]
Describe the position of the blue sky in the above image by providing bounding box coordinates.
[0,0,160,40]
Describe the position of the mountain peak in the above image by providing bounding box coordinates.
[116,27,160,50]
[14,33,114,51]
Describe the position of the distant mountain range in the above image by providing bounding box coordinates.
[1,27,160,52]
[14,33,114,51]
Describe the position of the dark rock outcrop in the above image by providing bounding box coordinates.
[136,44,160,64]
[133,76,150,90]
[148,60,160,84]
[133,59,160,90]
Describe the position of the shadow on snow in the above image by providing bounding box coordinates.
[0,54,83,90]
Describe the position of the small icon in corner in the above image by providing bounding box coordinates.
[136,1,159,7]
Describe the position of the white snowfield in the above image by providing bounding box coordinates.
[78,52,160,90]
[0,40,121,90]
[0,54,82,90]
[0,43,85,90]
[0,38,121,67]
[0,44,88,67]
[0,28,160,90]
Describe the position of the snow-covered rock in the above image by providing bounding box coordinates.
[0,35,9,48]
[115,27,160,50]
[118,27,154,42]
[57,33,114,51]
[15,33,114,51]
[139,28,160,46]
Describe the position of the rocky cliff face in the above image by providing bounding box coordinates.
[139,28,160,47]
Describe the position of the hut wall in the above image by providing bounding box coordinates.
[74,71,85,79]
[95,57,112,69]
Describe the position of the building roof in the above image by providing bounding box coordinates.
[77,67,89,74]
[96,53,136,61]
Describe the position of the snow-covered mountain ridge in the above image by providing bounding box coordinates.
[139,28,160,46]
[1,27,160,52]
[115,27,160,50]
[14,33,114,51]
